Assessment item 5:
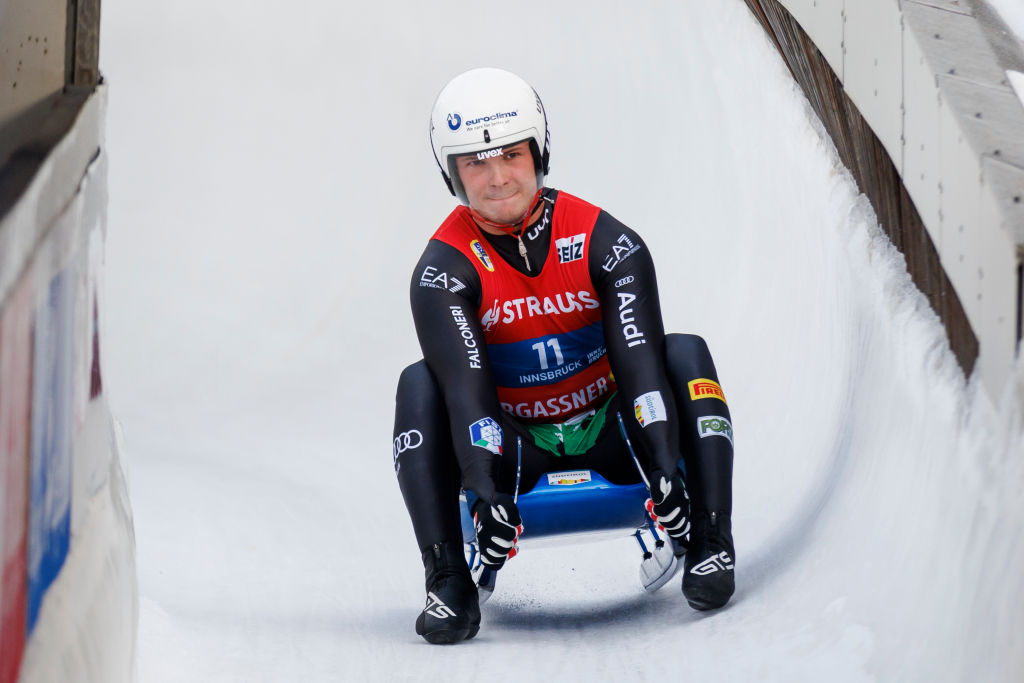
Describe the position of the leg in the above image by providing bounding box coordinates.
[664,334,733,519]
[393,361,479,643]
[664,333,736,610]
[394,361,465,549]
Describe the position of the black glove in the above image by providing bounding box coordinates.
[645,470,691,543]
[471,493,523,569]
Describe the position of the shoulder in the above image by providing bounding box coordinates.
[410,238,481,307]
[432,205,473,243]
[549,188,601,220]
[588,209,651,282]
[413,238,477,283]
[545,190,641,246]
[591,204,647,242]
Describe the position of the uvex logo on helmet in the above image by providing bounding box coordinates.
[447,113,461,131]
[476,148,503,160]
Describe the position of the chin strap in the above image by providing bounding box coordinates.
[468,189,544,273]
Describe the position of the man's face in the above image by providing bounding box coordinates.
[455,141,538,225]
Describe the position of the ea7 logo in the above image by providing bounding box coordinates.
[423,592,457,619]
[555,233,586,263]
[602,233,641,272]
[419,265,466,293]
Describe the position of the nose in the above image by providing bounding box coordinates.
[487,160,509,186]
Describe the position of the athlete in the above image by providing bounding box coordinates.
[393,68,735,644]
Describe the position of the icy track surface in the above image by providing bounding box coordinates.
[101,2,1024,681]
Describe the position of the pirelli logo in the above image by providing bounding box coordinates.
[688,378,726,404]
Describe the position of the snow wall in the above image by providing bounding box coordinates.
[757,0,1024,399]
[0,84,137,683]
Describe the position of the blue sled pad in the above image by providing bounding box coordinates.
[462,470,649,540]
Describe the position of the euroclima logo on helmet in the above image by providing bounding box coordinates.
[447,113,462,131]
[463,110,518,132]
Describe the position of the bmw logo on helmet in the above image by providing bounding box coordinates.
[447,113,462,131]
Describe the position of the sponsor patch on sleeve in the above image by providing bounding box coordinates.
[469,417,503,455]
[546,470,592,486]
[697,416,733,446]
[687,378,726,404]
[633,390,667,428]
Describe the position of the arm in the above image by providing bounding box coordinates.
[410,240,504,503]
[589,211,682,475]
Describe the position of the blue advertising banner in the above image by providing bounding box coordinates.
[27,267,75,634]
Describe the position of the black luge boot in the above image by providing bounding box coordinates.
[682,511,735,610]
[415,541,481,644]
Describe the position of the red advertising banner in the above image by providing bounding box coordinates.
[0,277,33,683]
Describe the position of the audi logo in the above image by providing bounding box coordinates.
[393,430,424,459]
[615,276,635,288]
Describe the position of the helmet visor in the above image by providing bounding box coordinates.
[446,137,544,204]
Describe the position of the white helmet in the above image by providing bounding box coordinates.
[430,67,550,204]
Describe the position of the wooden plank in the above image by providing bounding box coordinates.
[742,0,980,375]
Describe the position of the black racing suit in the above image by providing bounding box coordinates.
[393,188,733,551]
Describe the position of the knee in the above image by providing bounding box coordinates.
[666,333,710,361]
[398,359,431,388]
[397,359,441,403]
[665,333,720,385]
